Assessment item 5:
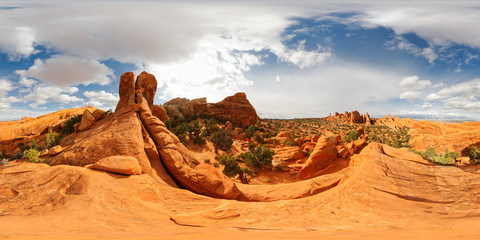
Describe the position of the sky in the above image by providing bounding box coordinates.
[1,0,480,120]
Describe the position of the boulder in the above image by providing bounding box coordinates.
[294,137,304,146]
[39,149,49,157]
[78,108,96,131]
[276,131,294,141]
[49,146,63,155]
[457,156,471,165]
[273,146,306,165]
[298,136,338,179]
[91,156,142,175]
[135,71,157,111]
[311,134,320,143]
[301,142,317,152]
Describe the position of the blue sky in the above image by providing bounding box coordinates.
[1,1,480,120]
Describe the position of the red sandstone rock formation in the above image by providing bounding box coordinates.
[298,136,338,179]
[135,71,157,111]
[325,110,372,125]
[208,92,258,127]
[162,92,258,127]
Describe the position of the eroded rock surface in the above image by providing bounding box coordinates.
[298,136,338,179]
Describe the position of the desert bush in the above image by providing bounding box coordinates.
[245,125,256,138]
[204,159,211,164]
[44,130,61,149]
[239,145,274,170]
[62,114,82,135]
[469,146,480,160]
[210,129,233,153]
[24,149,44,163]
[421,147,437,160]
[218,154,250,183]
[29,139,39,150]
[213,162,220,168]
[343,130,359,143]
[173,120,205,144]
[414,147,458,166]
[253,133,265,144]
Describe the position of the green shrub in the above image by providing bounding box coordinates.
[218,154,250,183]
[44,130,61,149]
[245,125,256,138]
[422,147,437,160]
[253,133,265,144]
[433,156,456,165]
[210,129,233,152]
[204,159,211,164]
[343,130,359,143]
[213,162,220,168]
[469,146,480,160]
[24,149,44,163]
[414,147,458,166]
[61,114,82,135]
[239,145,274,170]
[29,139,39,150]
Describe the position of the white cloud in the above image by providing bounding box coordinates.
[273,40,331,68]
[19,77,37,88]
[385,36,437,63]
[83,90,118,109]
[24,84,83,109]
[424,78,480,111]
[358,5,480,49]
[400,91,421,102]
[399,75,431,91]
[398,75,431,102]
[0,26,37,61]
[15,55,114,87]
[0,96,20,111]
[0,79,14,97]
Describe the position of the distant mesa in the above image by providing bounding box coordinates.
[326,110,374,125]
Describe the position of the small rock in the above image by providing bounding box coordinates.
[49,146,63,155]
[91,156,142,175]
[39,149,49,157]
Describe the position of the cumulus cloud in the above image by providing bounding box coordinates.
[357,5,480,48]
[16,55,114,87]
[399,75,431,91]
[24,84,83,109]
[424,78,480,110]
[84,90,119,109]
[0,79,14,96]
[0,26,37,61]
[398,75,431,102]
[18,77,37,88]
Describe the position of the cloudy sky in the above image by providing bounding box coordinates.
[1,0,480,120]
